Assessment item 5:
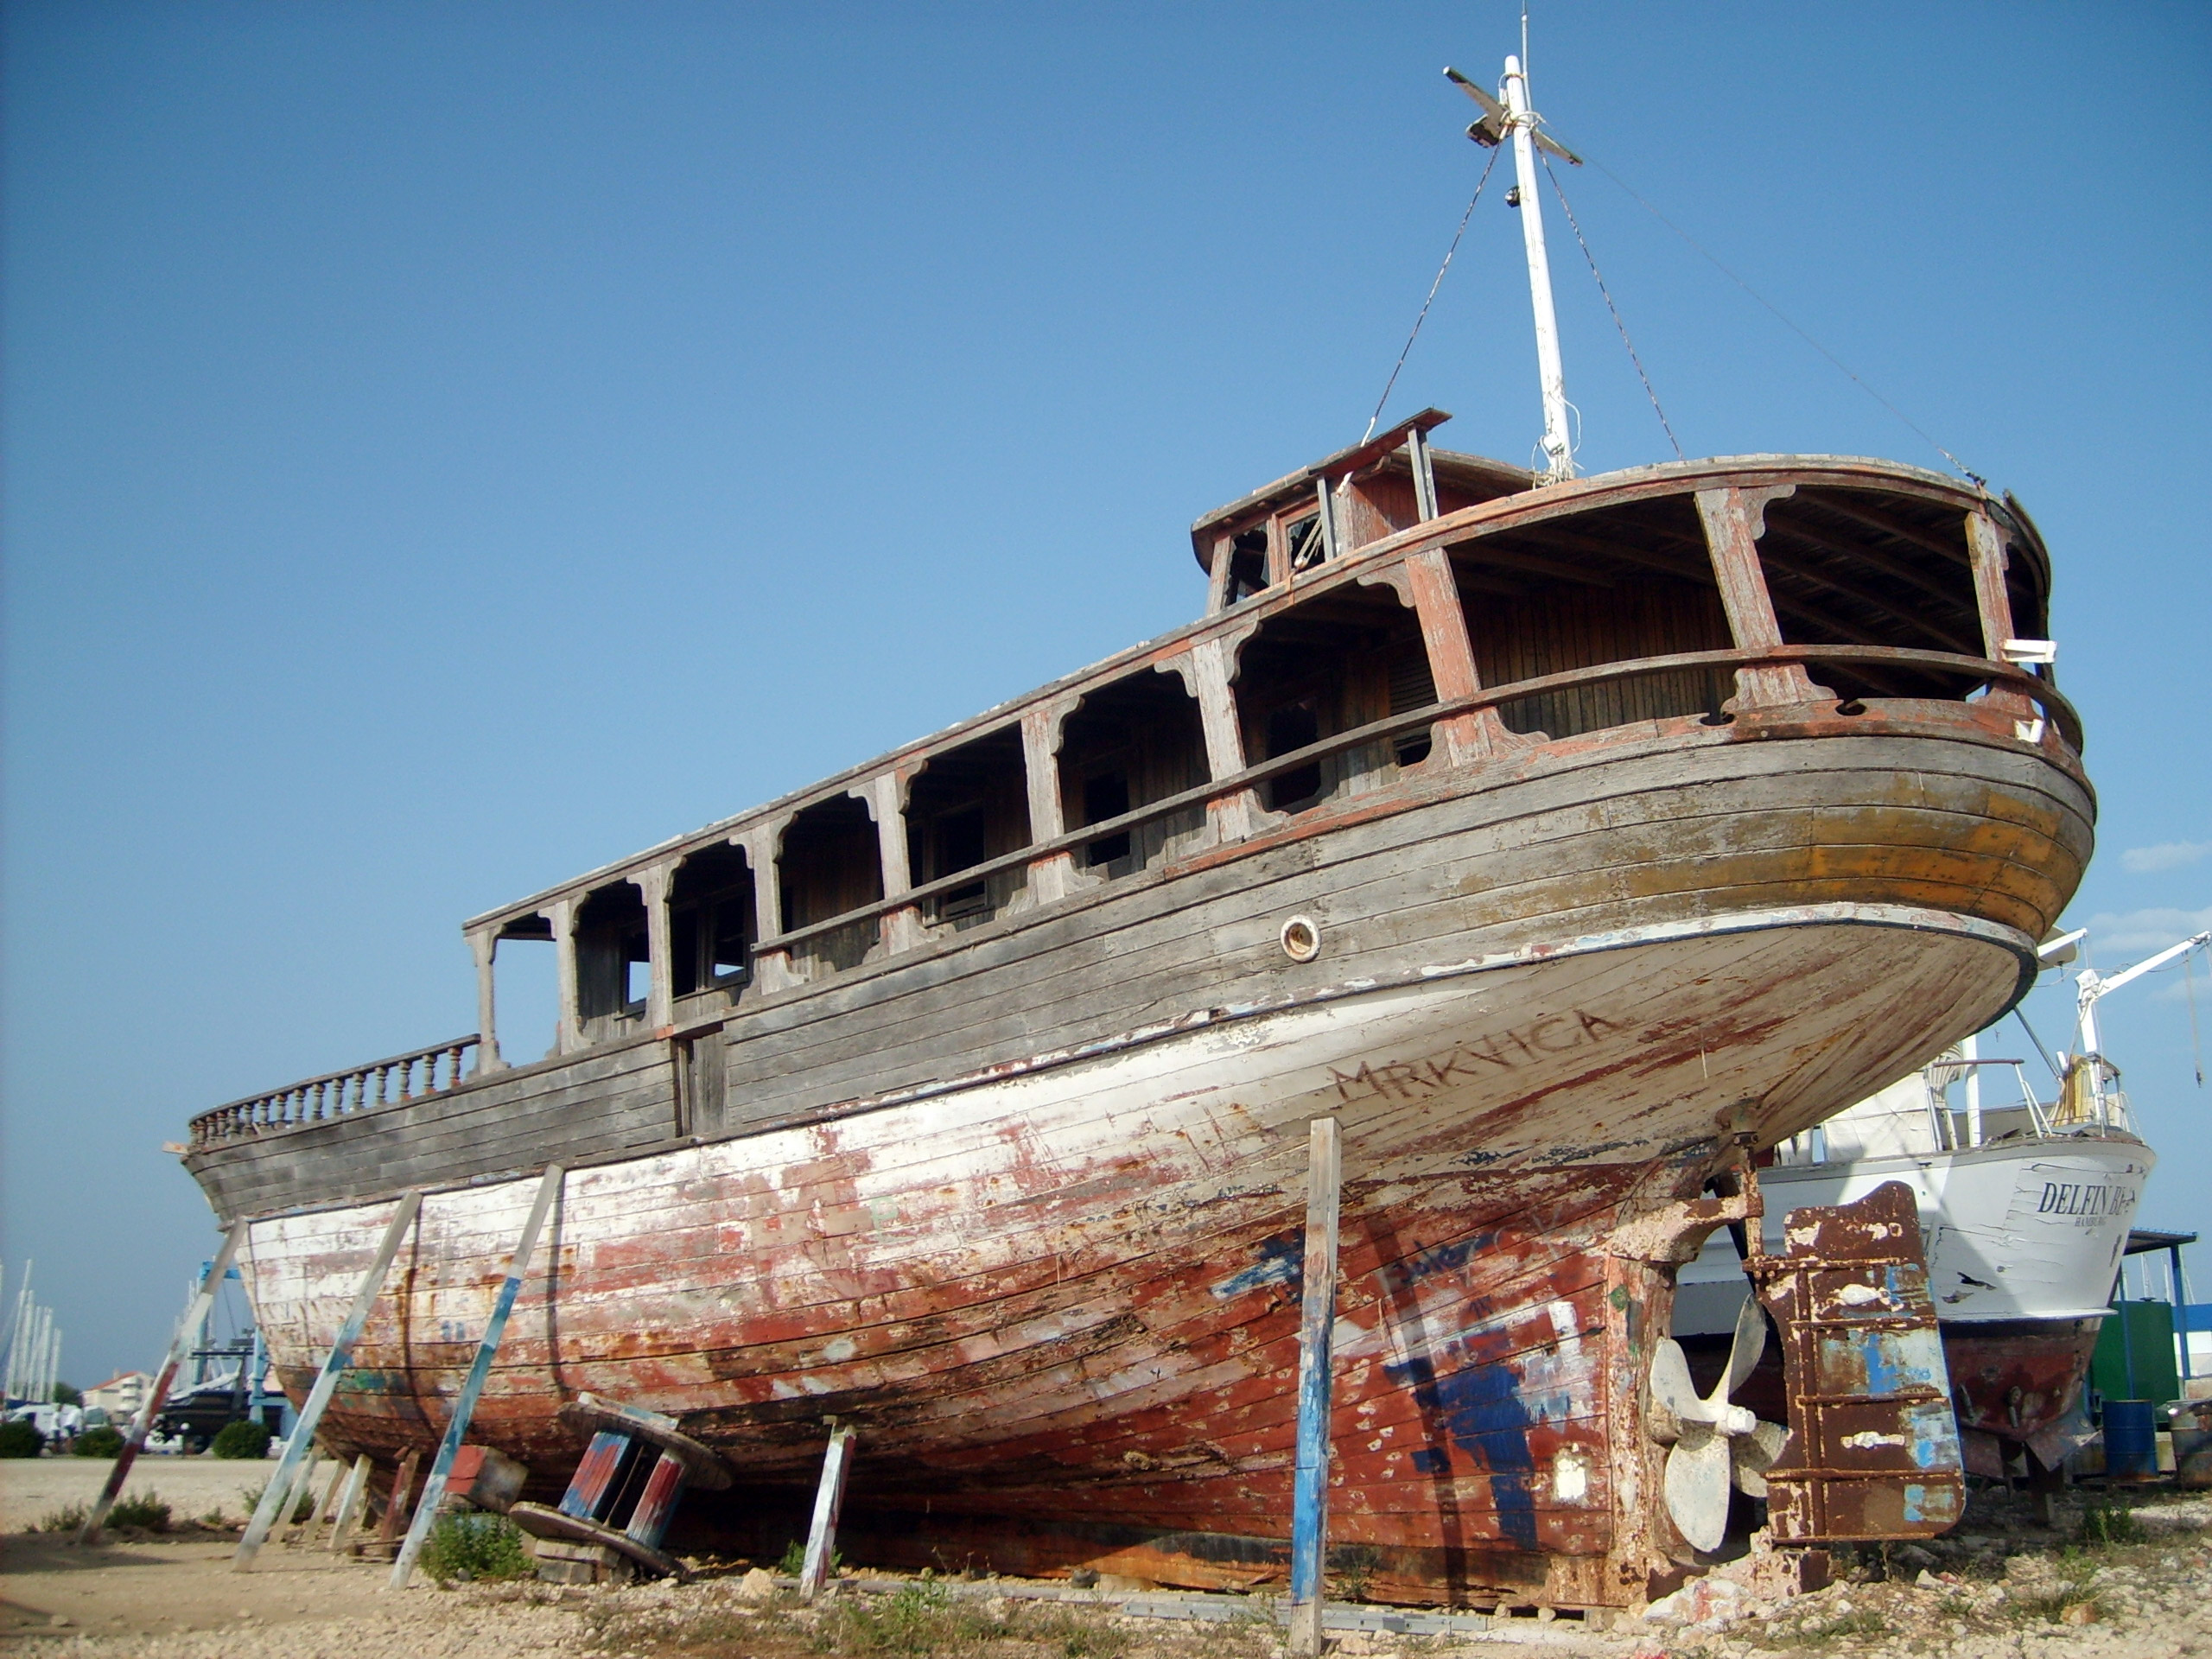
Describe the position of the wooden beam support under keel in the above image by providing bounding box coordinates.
[800,1422,858,1602]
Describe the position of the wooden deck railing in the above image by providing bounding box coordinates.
[188,1037,479,1148]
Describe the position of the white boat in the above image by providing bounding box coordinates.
[1675,928,2211,1476]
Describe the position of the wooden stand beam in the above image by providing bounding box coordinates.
[799,1421,857,1602]
[78,1220,247,1546]
[1287,1117,1342,1658]
[237,1191,421,1567]
[390,1166,563,1588]
[328,1453,373,1553]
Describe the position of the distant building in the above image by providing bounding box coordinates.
[84,1371,152,1420]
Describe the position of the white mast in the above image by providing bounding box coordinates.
[1501,56,1573,482]
[1445,57,1586,484]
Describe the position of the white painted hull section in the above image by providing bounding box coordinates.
[1676,1134,2152,1335]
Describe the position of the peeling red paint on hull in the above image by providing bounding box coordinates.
[237,912,2024,1603]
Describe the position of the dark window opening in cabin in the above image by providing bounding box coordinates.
[1388,646,1437,766]
[1081,772,1131,867]
[1056,669,1208,881]
[1233,582,1440,813]
[1452,495,1733,741]
[1266,702,1322,812]
[1285,513,1325,573]
[670,842,753,1002]
[903,724,1032,929]
[1226,529,1270,604]
[779,795,885,976]
[1754,491,2006,706]
[575,881,652,1030]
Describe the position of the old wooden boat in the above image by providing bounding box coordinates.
[176,54,2090,1613]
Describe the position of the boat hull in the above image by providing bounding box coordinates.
[241,907,2023,1603]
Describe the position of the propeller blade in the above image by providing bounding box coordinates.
[1534,129,1586,167]
[1734,1420,1792,1498]
[1648,1338,1702,1441]
[1664,1427,1734,1554]
[1716,1291,1769,1404]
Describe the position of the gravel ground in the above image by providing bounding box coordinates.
[1,1475,2205,1659]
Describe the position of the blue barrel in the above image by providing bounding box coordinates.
[2104,1400,2158,1480]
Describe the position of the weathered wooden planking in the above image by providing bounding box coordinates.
[244,918,2010,1529]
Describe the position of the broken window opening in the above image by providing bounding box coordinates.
[1285,512,1325,573]
[1081,771,1132,868]
[670,842,754,1005]
[1055,670,1208,884]
[575,881,652,1037]
[778,795,885,977]
[1225,530,1270,604]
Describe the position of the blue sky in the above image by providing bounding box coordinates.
[4,2,2208,1385]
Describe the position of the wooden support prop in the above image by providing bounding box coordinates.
[1287,1117,1342,1658]
[798,1421,857,1602]
[390,1165,563,1589]
[237,1191,422,1567]
[373,1449,423,1557]
[78,1220,248,1546]
[280,1450,322,1546]
[328,1453,373,1553]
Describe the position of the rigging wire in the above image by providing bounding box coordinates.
[1541,155,1682,461]
[2014,1007,2063,1084]
[2187,947,2205,1086]
[1361,145,1501,444]
[1573,149,1987,490]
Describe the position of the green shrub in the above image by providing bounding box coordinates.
[72,1426,125,1458]
[236,1479,315,1523]
[0,1419,42,1459]
[416,1512,533,1586]
[106,1491,171,1532]
[780,1537,842,1577]
[2078,1503,2144,1547]
[35,1503,87,1533]
[210,1420,271,1459]
[52,1383,82,1407]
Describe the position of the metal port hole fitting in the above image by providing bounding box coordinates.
[1280,916,1321,963]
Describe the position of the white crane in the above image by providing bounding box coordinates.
[2069,930,2211,1120]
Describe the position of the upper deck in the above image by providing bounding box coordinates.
[188,416,2077,1149]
